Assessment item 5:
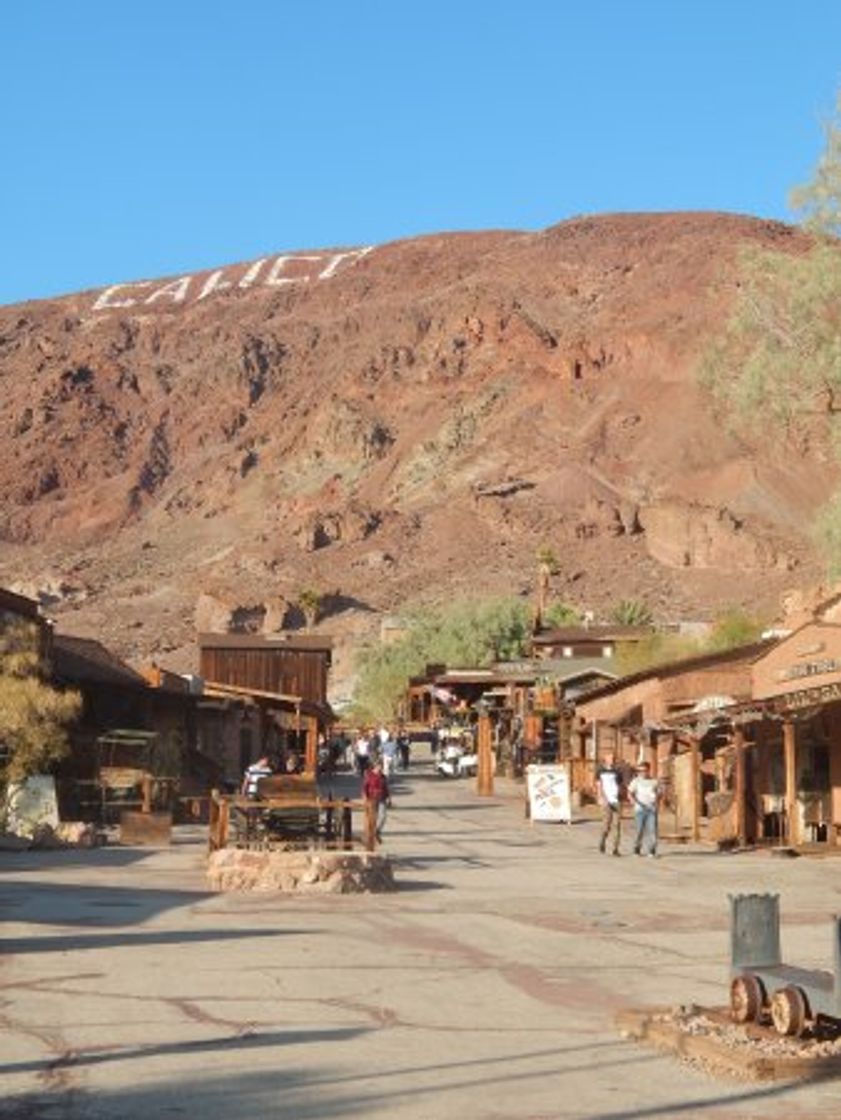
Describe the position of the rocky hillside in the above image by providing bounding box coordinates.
[0,212,833,696]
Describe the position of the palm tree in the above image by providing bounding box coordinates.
[610,599,653,627]
[297,589,322,630]
[534,546,559,630]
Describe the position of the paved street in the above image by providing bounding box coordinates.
[2,763,840,1119]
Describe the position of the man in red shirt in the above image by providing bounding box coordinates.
[362,760,392,842]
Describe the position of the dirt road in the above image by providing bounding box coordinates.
[1,766,838,1118]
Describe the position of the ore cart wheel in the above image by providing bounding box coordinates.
[730,973,765,1024]
[770,985,809,1037]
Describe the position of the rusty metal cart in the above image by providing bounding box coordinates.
[729,893,841,1037]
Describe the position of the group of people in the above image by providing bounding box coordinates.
[596,753,662,858]
[352,727,409,842]
[240,733,398,845]
[241,751,302,796]
[352,726,411,776]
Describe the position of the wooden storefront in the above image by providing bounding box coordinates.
[745,622,841,848]
[197,633,334,776]
[573,641,771,824]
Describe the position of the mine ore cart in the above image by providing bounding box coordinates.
[729,893,841,1038]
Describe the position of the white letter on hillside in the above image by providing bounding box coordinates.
[145,277,192,304]
[318,246,373,279]
[265,254,323,286]
[197,270,233,300]
[238,259,266,288]
[92,282,152,311]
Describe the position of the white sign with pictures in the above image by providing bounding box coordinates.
[526,763,572,824]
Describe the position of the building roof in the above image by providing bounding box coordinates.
[202,679,333,724]
[573,638,776,706]
[0,586,41,619]
[53,634,149,689]
[433,669,535,685]
[531,625,652,645]
[197,631,333,653]
[532,656,620,682]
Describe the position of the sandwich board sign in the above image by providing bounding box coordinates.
[526,763,572,824]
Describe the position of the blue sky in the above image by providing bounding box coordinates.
[2,0,840,306]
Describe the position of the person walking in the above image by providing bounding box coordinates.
[628,761,661,857]
[596,752,624,856]
[362,759,392,842]
[397,730,411,771]
[381,732,398,777]
[354,731,372,776]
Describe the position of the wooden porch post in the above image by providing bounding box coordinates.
[784,718,798,846]
[476,712,494,796]
[691,735,701,843]
[141,773,153,814]
[304,714,318,775]
[733,727,747,848]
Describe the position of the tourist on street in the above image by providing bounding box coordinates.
[397,729,411,770]
[242,755,273,798]
[629,760,661,857]
[596,752,624,856]
[381,731,398,776]
[362,759,392,842]
[354,730,372,775]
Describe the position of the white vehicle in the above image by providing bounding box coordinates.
[435,741,478,778]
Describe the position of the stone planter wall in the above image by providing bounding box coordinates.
[207,848,396,893]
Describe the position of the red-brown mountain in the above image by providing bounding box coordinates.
[0,212,831,692]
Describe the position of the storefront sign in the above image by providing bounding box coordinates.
[777,658,841,682]
[774,681,841,711]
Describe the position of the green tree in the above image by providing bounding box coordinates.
[705,609,766,652]
[790,92,841,236]
[543,600,580,627]
[699,89,841,571]
[0,622,81,786]
[613,632,697,678]
[699,242,841,428]
[354,596,531,719]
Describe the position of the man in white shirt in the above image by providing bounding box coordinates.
[596,753,623,856]
[628,761,661,857]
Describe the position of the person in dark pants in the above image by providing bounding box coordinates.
[397,731,411,771]
[596,753,624,855]
[362,760,392,842]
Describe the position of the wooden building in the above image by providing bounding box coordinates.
[682,621,841,850]
[197,632,334,778]
[51,634,200,819]
[530,624,651,662]
[571,639,773,834]
[0,586,52,664]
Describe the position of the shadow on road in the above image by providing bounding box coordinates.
[0,879,215,927]
[0,926,309,955]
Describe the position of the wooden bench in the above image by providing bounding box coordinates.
[209,782,376,853]
[252,774,320,845]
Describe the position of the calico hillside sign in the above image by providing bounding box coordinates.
[91,245,373,312]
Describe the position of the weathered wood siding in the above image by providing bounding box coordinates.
[199,646,329,705]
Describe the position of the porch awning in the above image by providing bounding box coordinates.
[202,680,333,724]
